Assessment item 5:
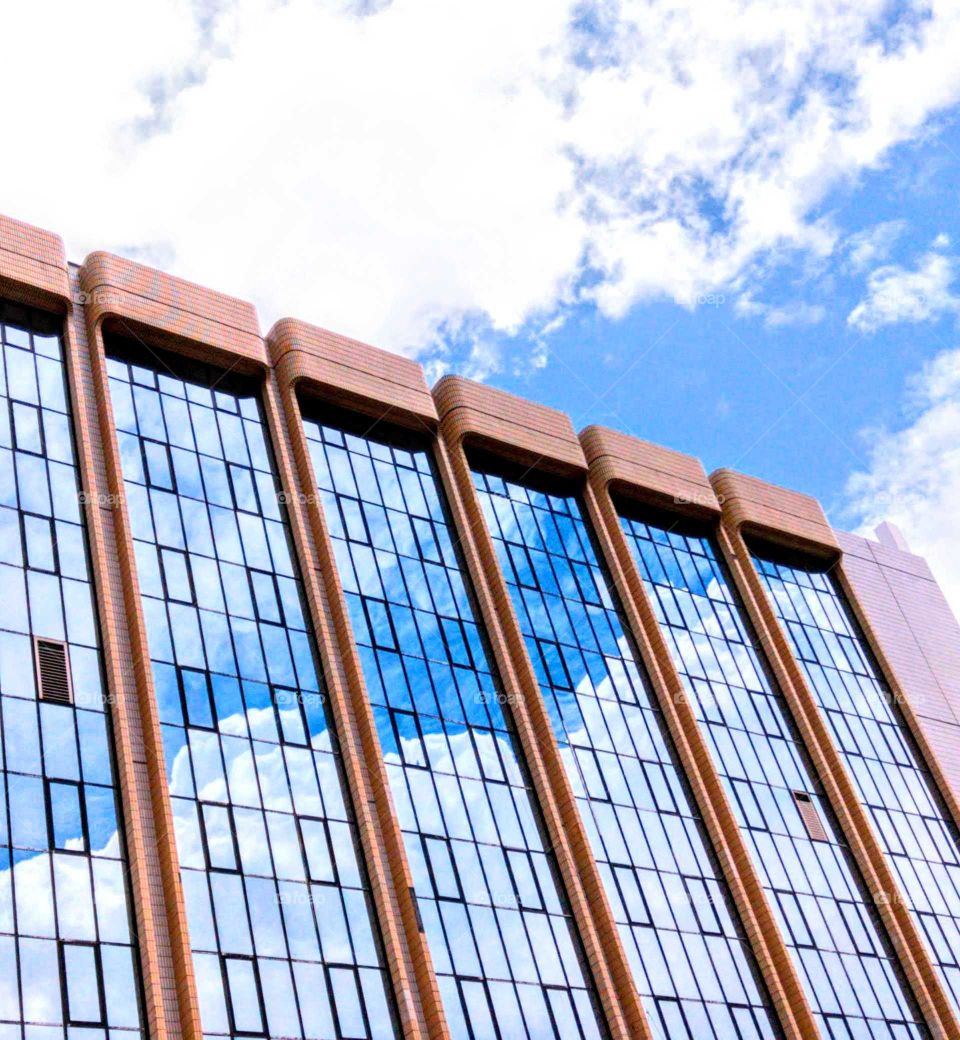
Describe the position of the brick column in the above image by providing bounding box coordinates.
[432,376,652,1040]
[0,216,181,1040]
[579,426,820,1040]
[268,319,450,1040]
[711,468,960,1040]
[65,275,182,1040]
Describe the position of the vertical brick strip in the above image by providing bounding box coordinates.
[581,474,819,1040]
[433,423,651,1040]
[268,373,445,1040]
[63,275,179,1040]
[715,518,960,1040]
[81,308,204,1040]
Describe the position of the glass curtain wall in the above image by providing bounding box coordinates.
[105,341,396,1040]
[755,552,960,1016]
[472,468,779,1040]
[623,514,927,1040]
[0,304,143,1040]
[303,414,605,1040]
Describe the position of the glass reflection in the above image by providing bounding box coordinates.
[472,468,779,1040]
[756,552,960,1018]
[106,343,397,1040]
[0,303,143,1040]
[306,416,605,1040]
[623,515,928,1039]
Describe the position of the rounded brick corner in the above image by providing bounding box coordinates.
[78,250,267,374]
[435,376,587,477]
[582,425,721,519]
[0,212,71,309]
[711,466,840,559]
[268,318,437,432]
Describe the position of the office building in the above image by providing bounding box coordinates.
[1,211,959,1040]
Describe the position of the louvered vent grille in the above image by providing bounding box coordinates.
[35,637,72,705]
[794,791,828,842]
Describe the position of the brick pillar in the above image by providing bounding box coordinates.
[433,376,653,1040]
[579,426,821,1040]
[78,250,275,1040]
[263,368,439,1040]
[711,469,960,1040]
[64,273,182,1040]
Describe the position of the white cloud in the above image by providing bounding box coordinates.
[847,247,959,332]
[843,347,960,617]
[736,295,826,327]
[5,1,960,365]
[846,220,908,273]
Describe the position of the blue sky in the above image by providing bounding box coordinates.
[488,108,960,518]
[4,0,960,610]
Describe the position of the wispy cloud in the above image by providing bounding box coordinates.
[843,347,960,616]
[845,220,909,273]
[736,295,827,328]
[5,0,960,371]
[847,243,959,332]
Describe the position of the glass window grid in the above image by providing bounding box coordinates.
[472,468,780,1040]
[755,551,960,1017]
[305,414,606,1040]
[105,342,397,1040]
[622,513,928,1039]
[0,303,144,1040]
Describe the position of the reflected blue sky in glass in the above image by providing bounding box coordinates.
[107,349,395,1040]
[308,418,605,1040]
[473,469,779,1040]
[0,306,141,1039]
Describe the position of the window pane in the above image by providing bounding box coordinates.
[49,782,85,851]
[755,550,960,1019]
[63,944,102,1024]
[225,958,264,1034]
[622,514,925,1034]
[312,419,605,1039]
[473,470,783,1036]
[0,305,143,1038]
[107,344,398,1038]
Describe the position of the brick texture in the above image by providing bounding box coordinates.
[433,437,640,1040]
[80,251,265,370]
[269,318,437,431]
[63,266,183,1040]
[712,467,840,557]
[836,530,960,826]
[267,322,446,1039]
[0,213,71,308]
[434,384,650,1040]
[580,425,721,518]
[79,265,207,1040]
[580,432,818,1040]
[433,375,586,477]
